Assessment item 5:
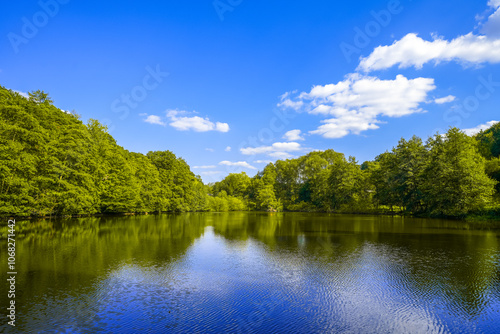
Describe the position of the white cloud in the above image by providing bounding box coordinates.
[358,30,500,72]
[12,90,28,98]
[216,122,230,132]
[268,151,294,159]
[206,148,215,152]
[277,98,303,110]
[193,165,216,169]
[225,146,231,152]
[280,73,435,139]
[240,142,303,156]
[166,110,186,118]
[219,161,257,170]
[255,160,273,164]
[434,95,456,104]
[311,116,379,139]
[482,5,500,38]
[277,91,304,110]
[143,109,230,132]
[489,0,500,7]
[463,120,499,136]
[144,115,166,126]
[301,81,351,99]
[169,115,230,132]
[200,171,223,176]
[283,129,305,141]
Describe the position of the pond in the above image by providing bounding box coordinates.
[1,213,500,333]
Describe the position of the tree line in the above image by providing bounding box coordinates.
[211,127,499,218]
[1,86,499,218]
[209,126,500,218]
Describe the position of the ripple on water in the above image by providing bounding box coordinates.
[10,216,500,333]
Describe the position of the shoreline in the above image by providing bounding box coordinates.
[2,209,499,222]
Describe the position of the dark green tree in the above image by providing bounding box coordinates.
[423,128,496,216]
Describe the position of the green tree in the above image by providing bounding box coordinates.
[370,152,399,211]
[327,156,369,212]
[255,182,280,211]
[475,122,500,159]
[147,150,205,212]
[391,136,429,213]
[423,128,496,216]
[28,90,53,104]
[212,172,251,198]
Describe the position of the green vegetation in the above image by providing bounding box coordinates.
[0,87,208,216]
[210,125,500,219]
[1,86,499,218]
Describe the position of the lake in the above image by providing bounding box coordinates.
[1,212,500,333]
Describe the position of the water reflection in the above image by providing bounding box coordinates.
[1,213,499,333]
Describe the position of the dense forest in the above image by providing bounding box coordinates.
[1,86,499,218]
[0,87,207,216]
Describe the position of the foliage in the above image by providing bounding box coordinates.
[476,123,500,194]
[206,191,247,212]
[476,122,500,158]
[422,129,496,217]
[0,86,207,216]
[210,129,497,217]
[1,86,498,218]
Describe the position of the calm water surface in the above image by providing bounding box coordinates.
[1,213,500,333]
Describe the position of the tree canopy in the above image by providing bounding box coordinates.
[0,87,207,216]
[1,86,498,218]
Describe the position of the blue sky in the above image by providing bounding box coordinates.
[1,0,499,182]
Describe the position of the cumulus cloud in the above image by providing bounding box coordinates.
[278,98,304,110]
[255,160,273,164]
[277,91,304,110]
[215,122,230,132]
[274,1,500,140]
[482,1,500,38]
[358,10,500,73]
[358,0,500,72]
[225,146,231,152]
[193,165,216,169]
[482,11,500,38]
[143,109,230,132]
[144,115,166,126]
[280,73,435,138]
[219,161,257,170]
[169,116,230,132]
[283,129,305,141]
[463,120,499,136]
[434,95,456,104]
[240,142,303,157]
